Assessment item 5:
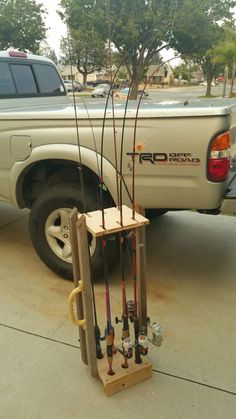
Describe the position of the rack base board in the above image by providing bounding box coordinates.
[97,351,152,396]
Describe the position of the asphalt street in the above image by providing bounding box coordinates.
[78,83,232,103]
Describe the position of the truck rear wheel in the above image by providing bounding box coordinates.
[29,184,116,280]
[145,209,168,219]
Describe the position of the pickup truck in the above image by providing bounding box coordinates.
[1,50,236,279]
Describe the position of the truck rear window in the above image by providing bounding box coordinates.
[0,60,66,97]
[0,62,16,94]
[11,64,38,94]
[33,64,63,94]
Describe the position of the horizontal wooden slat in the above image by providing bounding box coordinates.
[84,205,149,237]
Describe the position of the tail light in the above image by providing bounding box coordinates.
[9,51,27,58]
[208,131,231,182]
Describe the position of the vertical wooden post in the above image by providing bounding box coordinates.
[136,225,147,334]
[69,209,88,365]
[76,214,98,378]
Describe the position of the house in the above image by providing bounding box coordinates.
[145,62,174,85]
[60,65,97,84]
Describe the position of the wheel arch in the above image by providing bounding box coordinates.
[12,145,124,208]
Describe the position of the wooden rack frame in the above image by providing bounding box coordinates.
[68,205,152,396]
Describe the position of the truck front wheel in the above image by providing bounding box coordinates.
[29,184,116,280]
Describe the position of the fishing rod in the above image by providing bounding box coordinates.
[67,20,106,360]
[128,59,181,359]
[108,27,173,365]
[117,59,181,365]
[96,2,166,375]
[122,63,175,362]
[82,100,105,360]
[115,59,150,364]
[96,4,177,372]
[99,22,172,224]
[115,229,133,368]
[103,235,115,375]
[82,98,116,369]
[114,64,149,366]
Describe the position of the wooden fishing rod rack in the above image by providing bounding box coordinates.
[68,205,152,396]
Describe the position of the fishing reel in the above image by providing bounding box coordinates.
[147,321,163,347]
[122,337,133,359]
[138,334,149,355]
[115,300,135,324]
[127,300,135,322]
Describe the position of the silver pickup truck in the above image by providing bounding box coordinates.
[1,51,236,279]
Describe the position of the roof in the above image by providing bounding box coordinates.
[146,65,165,77]
[0,50,54,64]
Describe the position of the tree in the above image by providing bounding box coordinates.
[173,62,195,82]
[39,40,58,64]
[60,34,108,86]
[106,0,176,98]
[60,0,177,98]
[0,0,46,53]
[170,0,236,96]
[60,0,236,98]
[212,28,236,97]
[60,0,108,86]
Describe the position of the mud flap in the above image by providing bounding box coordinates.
[221,173,236,213]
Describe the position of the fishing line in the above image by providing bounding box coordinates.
[66,25,87,213]
[131,56,180,219]
[99,18,174,208]
[101,9,179,223]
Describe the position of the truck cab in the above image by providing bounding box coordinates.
[0,50,70,109]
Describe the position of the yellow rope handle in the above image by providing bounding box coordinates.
[68,280,86,328]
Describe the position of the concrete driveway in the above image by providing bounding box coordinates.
[0,203,236,418]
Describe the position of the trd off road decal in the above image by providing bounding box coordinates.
[126,152,201,165]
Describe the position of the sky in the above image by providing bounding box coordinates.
[37,0,66,56]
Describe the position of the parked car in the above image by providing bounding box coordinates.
[200,81,218,86]
[117,87,149,97]
[64,80,83,92]
[91,83,110,97]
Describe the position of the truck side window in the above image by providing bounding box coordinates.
[33,64,65,94]
[11,64,37,94]
[0,62,16,95]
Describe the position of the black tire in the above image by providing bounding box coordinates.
[29,184,117,280]
[145,209,168,219]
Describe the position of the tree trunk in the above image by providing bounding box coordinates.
[206,80,212,96]
[200,56,215,98]
[83,73,87,87]
[130,80,139,99]
[222,65,228,98]
[229,62,236,98]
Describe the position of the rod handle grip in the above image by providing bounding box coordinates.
[68,281,86,328]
